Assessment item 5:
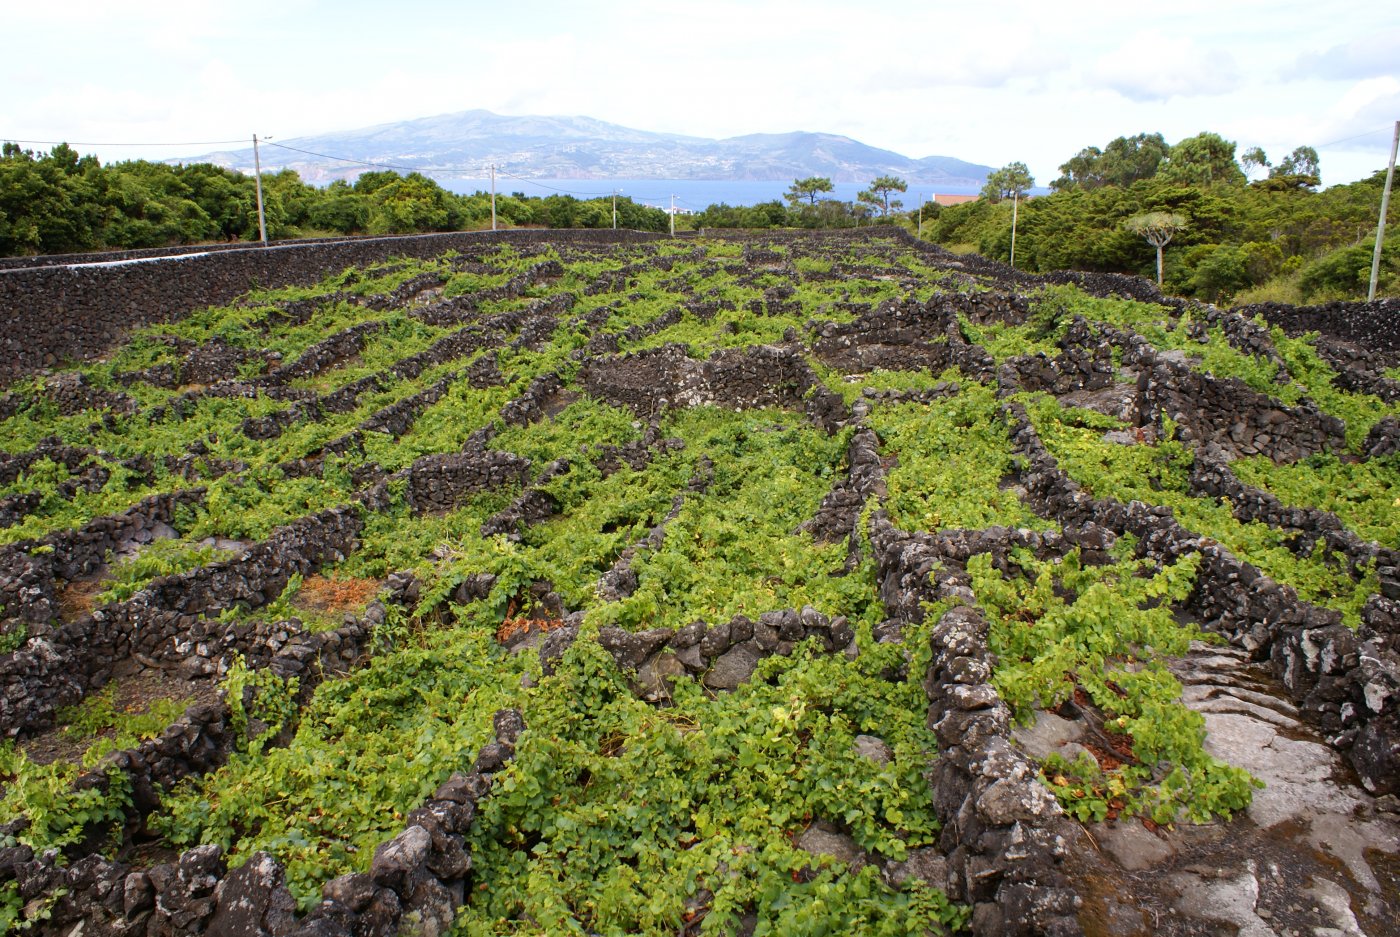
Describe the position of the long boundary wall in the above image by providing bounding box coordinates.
[5,225,1399,382]
[0,229,661,381]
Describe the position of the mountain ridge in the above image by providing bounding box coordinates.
[185,109,993,189]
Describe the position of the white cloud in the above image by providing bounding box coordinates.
[3,0,1398,186]
[1091,31,1241,101]
[863,41,1072,92]
[1305,77,1400,169]
[1333,77,1400,126]
[1294,29,1400,81]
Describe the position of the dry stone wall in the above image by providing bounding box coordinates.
[1099,323,1348,461]
[3,228,1398,935]
[0,708,524,937]
[870,514,1083,937]
[0,506,362,739]
[0,490,205,642]
[1236,297,1400,367]
[1188,444,1399,589]
[998,394,1400,796]
[580,342,851,432]
[0,230,661,381]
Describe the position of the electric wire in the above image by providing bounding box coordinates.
[1314,126,1395,150]
[494,168,613,198]
[262,143,668,202]
[262,141,477,175]
[1,137,248,147]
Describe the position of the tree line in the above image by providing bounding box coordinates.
[927,131,1397,304]
[5,134,1395,304]
[685,174,914,230]
[0,143,672,256]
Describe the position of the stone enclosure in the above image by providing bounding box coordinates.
[0,228,1397,936]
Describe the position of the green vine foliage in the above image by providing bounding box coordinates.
[4,235,1393,933]
[155,626,521,909]
[1025,393,1378,627]
[970,546,1260,824]
[459,623,967,936]
[0,743,131,854]
[55,685,192,767]
[868,377,1049,531]
[1232,452,1400,545]
[96,539,237,604]
[591,409,863,633]
[221,655,300,757]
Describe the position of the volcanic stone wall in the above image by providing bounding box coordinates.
[579,342,851,432]
[870,515,1083,937]
[0,506,363,738]
[0,707,525,937]
[998,391,1400,797]
[1188,445,1399,588]
[1100,323,1348,461]
[0,490,205,642]
[0,234,379,272]
[0,229,661,380]
[1236,298,1400,366]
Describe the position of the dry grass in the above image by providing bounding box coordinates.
[294,574,382,616]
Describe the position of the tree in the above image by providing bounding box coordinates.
[980,162,1035,266]
[308,180,369,234]
[365,172,460,234]
[1241,146,1270,175]
[1052,146,1104,192]
[980,162,1034,202]
[1160,132,1245,187]
[1099,133,1170,188]
[858,175,907,216]
[1126,212,1188,285]
[1055,133,1170,191]
[1269,146,1321,189]
[784,176,834,207]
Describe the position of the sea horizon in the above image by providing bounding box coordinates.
[438,178,983,210]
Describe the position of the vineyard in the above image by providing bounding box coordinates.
[0,230,1397,936]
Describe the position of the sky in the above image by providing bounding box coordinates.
[4,0,1399,188]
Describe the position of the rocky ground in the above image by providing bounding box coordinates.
[0,230,1396,935]
[1040,642,1400,936]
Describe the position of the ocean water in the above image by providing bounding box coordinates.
[439,178,979,210]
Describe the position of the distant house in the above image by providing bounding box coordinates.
[932,194,979,207]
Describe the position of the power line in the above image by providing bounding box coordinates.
[1314,126,1396,150]
[494,169,614,198]
[2,137,248,147]
[492,171,672,203]
[261,143,653,202]
[261,141,475,175]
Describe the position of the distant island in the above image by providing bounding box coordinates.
[185,109,994,188]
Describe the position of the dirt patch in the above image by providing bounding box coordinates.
[497,616,567,647]
[56,577,104,622]
[17,669,219,769]
[540,389,580,421]
[293,573,382,622]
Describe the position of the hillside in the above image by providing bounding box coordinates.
[0,231,1397,935]
[188,109,994,186]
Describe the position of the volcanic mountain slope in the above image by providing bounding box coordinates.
[188,109,994,186]
[0,231,1397,935]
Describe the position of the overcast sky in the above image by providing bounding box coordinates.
[5,0,1398,187]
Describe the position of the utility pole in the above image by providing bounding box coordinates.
[613,189,619,230]
[918,193,926,239]
[1368,120,1399,302]
[252,134,268,246]
[670,194,676,237]
[490,164,498,232]
[1010,190,1019,269]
